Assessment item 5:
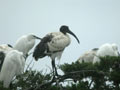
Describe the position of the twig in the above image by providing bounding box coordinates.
[25,58,34,71]
[88,79,93,89]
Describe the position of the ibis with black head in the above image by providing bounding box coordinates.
[33,25,80,76]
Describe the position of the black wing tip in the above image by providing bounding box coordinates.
[33,56,38,61]
[33,53,38,61]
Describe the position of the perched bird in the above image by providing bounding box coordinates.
[0,34,41,88]
[14,34,41,57]
[33,25,80,76]
[0,44,13,52]
[78,48,98,63]
[0,50,25,88]
[93,43,119,64]
[0,44,13,71]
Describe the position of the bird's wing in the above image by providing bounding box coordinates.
[47,33,71,52]
[33,34,53,59]
[9,50,25,75]
[0,51,16,88]
[19,53,25,73]
[0,51,5,71]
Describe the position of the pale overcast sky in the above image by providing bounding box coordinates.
[0,0,120,72]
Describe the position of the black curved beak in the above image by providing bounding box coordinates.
[67,30,80,44]
[33,35,42,40]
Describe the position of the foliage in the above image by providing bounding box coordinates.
[0,56,120,90]
[61,56,120,90]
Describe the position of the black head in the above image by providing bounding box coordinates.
[60,25,80,44]
[60,25,70,34]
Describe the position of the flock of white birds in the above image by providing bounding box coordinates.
[78,43,120,64]
[0,25,119,88]
[0,34,41,88]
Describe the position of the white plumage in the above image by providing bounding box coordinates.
[0,50,25,88]
[93,43,119,64]
[0,44,13,53]
[14,34,41,56]
[47,32,71,60]
[33,25,80,76]
[78,48,98,63]
[0,44,13,71]
[0,34,40,88]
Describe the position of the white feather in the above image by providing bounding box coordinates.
[0,44,13,53]
[93,43,119,64]
[47,32,71,60]
[78,49,97,63]
[14,34,36,55]
[0,44,13,68]
[0,50,25,88]
[47,32,71,52]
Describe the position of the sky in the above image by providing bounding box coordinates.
[0,0,120,73]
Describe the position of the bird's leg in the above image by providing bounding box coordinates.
[51,59,58,77]
[10,83,13,90]
[52,59,55,76]
[51,60,55,81]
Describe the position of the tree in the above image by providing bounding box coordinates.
[0,56,120,90]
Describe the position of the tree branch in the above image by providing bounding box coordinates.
[26,70,106,90]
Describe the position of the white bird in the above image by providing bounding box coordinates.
[14,34,41,57]
[33,25,80,76]
[0,44,12,51]
[0,44,13,71]
[0,50,25,88]
[78,48,98,63]
[0,34,40,71]
[93,43,119,64]
[0,34,41,88]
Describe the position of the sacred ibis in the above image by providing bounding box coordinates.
[78,48,98,63]
[14,34,41,58]
[93,43,119,64]
[0,50,25,88]
[33,25,80,76]
[0,44,13,71]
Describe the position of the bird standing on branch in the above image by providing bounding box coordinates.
[33,25,80,76]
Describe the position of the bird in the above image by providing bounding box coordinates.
[0,44,13,51]
[33,25,80,76]
[0,44,13,71]
[0,50,25,88]
[78,48,98,63]
[14,34,41,58]
[0,34,41,88]
[93,43,119,64]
